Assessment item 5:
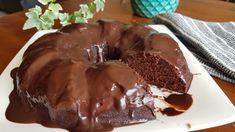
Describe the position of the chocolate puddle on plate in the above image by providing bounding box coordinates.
[161,93,193,116]
[6,68,193,132]
[6,68,61,128]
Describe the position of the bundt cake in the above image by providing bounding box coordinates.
[6,20,193,132]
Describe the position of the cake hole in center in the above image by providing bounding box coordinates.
[83,44,121,63]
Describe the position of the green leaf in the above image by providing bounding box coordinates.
[25,11,38,19]
[73,10,81,17]
[41,22,53,30]
[24,16,44,30]
[79,4,89,16]
[75,16,87,23]
[23,0,106,30]
[58,13,71,26]
[23,6,42,30]
[89,2,96,12]
[42,10,56,21]
[38,0,54,5]
[86,10,93,19]
[27,5,42,17]
[23,18,37,30]
[94,0,105,12]
[40,9,56,29]
[79,4,93,19]
[48,3,63,13]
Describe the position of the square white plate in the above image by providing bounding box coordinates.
[1,25,235,132]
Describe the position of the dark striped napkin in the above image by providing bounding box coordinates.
[154,13,235,84]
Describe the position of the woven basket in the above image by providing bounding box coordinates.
[131,0,179,18]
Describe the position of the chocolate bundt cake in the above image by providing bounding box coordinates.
[7,20,193,132]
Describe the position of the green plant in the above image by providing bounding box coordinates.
[23,0,105,30]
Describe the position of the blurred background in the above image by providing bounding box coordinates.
[0,0,234,17]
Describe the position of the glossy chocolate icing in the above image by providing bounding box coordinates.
[6,20,193,132]
[161,93,193,116]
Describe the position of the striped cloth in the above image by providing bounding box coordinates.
[154,13,235,84]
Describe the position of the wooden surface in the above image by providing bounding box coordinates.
[0,0,235,131]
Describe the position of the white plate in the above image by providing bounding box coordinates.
[1,25,235,132]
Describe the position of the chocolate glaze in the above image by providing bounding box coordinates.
[161,108,183,116]
[8,62,155,132]
[6,20,193,132]
[165,94,193,111]
[161,94,193,116]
